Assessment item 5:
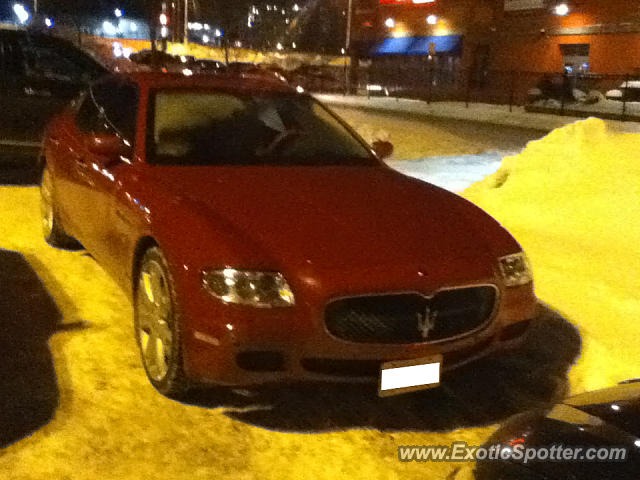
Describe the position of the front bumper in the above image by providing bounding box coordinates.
[180,283,537,387]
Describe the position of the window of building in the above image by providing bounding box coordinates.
[560,44,590,74]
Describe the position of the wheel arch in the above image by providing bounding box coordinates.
[131,235,159,296]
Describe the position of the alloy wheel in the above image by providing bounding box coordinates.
[136,259,174,382]
[40,169,54,238]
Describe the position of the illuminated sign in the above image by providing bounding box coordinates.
[504,0,545,11]
[380,0,435,4]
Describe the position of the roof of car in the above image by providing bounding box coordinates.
[120,71,295,94]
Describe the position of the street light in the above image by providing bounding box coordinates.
[103,20,117,36]
[554,3,570,15]
[114,8,123,18]
[13,3,29,24]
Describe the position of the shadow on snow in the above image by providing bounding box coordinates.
[182,304,581,433]
[0,249,64,448]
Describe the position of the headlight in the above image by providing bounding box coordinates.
[498,252,533,287]
[202,268,295,308]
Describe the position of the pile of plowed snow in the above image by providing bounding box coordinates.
[465,118,640,394]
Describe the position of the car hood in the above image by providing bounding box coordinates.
[148,166,501,277]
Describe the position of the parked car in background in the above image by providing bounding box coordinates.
[260,63,289,83]
[475,380,640,479]
[288,64,344,92]
[225,61,260,75]
[41,72,537,398]
[224,62,287,83]
[605,80,640,102]
[194,59,226,74]
[0,26,106,144]
[177,54,196,66]
[128,49,181,70]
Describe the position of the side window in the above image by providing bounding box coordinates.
[76,92,102,133]
[93,81,139,142]
[1,36,26,81]
[22,44,85,83]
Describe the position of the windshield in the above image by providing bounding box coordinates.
[148,89,378,166]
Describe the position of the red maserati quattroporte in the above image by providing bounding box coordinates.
[41,72,537,397]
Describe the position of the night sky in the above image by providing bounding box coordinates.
[1,0,142,19]
[0,0,251,21]
[0,0,347,52]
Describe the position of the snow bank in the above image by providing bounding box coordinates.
[465,118,640,394]
[531,97,640,118]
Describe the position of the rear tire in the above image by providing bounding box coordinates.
[134,247,189,397]
[40,165,81,249]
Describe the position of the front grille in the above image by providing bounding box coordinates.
[325,286,497,344]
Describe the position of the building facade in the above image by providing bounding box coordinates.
[353,0,640,76]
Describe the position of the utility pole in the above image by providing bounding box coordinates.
[345,0,353,51]
[345,0,355,93]
[34,0,37,14]
[183,0,188,44]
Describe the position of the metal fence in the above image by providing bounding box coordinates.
[300,64,640,122]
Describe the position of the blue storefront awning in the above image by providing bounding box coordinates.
[372,37,416,56]
[371,35,463,56]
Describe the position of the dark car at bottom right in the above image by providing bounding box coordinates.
[475,380,640,480]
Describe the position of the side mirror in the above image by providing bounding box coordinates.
[372,140,394,160]
[86,134,130,161]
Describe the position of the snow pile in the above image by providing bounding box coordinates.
[530,97,640,118]
[465,118,640,394]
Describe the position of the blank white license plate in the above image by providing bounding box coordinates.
[378,355,442,397]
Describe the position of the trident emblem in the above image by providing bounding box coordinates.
[417,303,438,340]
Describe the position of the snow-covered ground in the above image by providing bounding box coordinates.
[1,111,638,479]
[391,152,507,192]
[318,94,640,134]
[332,105,534,192]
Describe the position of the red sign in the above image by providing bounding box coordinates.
[380,0,435,4]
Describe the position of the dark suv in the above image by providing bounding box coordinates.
[0,27,106,147]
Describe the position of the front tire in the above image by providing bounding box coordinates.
[134,247,189,397]
[40,166,81,249]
